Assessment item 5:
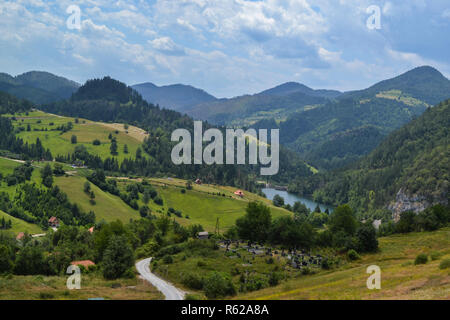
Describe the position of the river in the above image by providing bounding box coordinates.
[262,188,333,213]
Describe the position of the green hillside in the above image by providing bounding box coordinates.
[272,66,450,170]
[7,110,145,163]
[309,99,450,216]
[187,89,328,126]
[0,210,43,234]
[239,227,450,300]
[132,82,217,113]
[0,71,79,104]
[140,178,292,231]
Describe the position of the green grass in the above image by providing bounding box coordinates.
[0,274,163,300]
[8,110,145,163]
[0,210,43,234]
[116,177,292,232]
[237,228,450,300]
[0,157,20,176]
[54,175,140,223]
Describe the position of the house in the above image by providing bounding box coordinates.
[197,231,209,240]
[71,260,96,269]
[48,216,60,228]
[195,178,202,185]
[234,190,244,197]
[88,226,94,234]
[16,232,25,241]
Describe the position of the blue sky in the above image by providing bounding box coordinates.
[1,0,449,98]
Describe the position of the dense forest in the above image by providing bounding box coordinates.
[289,99,449,219]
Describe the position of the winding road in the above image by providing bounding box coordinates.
[136,258,185,300]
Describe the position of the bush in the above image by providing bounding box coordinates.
[39,292,54,299]
[439,259,450,270]
[203,272,236,299]
[414,253,428,265]
[182,272,204,290]
[430,251,443,261]
[268,272,282,286]
[356,224,378,253]
[162,255,173,264]
[154,196,163,206]
[197,260,206,267]
[347,249,361,261]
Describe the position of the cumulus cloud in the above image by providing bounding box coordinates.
[0,0,449,97]
[150,37,186,56]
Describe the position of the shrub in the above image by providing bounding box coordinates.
[203,272,236,299]
[301,267,311,275]
[268,272,282,286]
[92,139,101,146]
[439,259,450,270]
[184,294,202,300]
[39,292,54,299]
[181,189,186,194]
[182,272,204,290]
[430,251,443,261]
[197,260,206,267]
[414,253,428,265]
[347,249,361,261]
[162,255,173,264]
[154,196,163,206]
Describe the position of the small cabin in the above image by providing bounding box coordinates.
[195,178,202,185]
[197,231,209,240]
[48,216,60,228]
[16,232,25,241]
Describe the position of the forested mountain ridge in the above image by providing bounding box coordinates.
[39,77,313,186]
[259,82,342,99]
[186,88,330,126]
[295,99,449,220]
[266,66,450,170]
[339,66,450,106]
[132,82,217,113]
[0,71,79,104]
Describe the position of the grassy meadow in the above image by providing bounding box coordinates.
[237,228,450,300]
[0,274,163,300]
[0,210,43,234]
[117,177,292,232]
[7,110,145,163]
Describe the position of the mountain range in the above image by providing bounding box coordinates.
[0,71,79,104]
[132,82,217,113]
[305,98,450,219]
[2,66,449,173]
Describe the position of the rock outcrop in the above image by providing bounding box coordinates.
[388,189,430,222]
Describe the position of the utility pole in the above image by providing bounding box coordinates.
[215,217,220,235]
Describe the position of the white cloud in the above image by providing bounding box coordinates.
[150,37,186,56]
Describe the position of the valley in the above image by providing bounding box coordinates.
[0,67,448,302]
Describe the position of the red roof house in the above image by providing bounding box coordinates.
[48,216,60,228]
[71,260,96,269]
[234,190,244,197]
[16,232,25,241]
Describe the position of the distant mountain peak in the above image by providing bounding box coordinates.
[132,82,217,112]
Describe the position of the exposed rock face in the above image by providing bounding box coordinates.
[388,189,430,222]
